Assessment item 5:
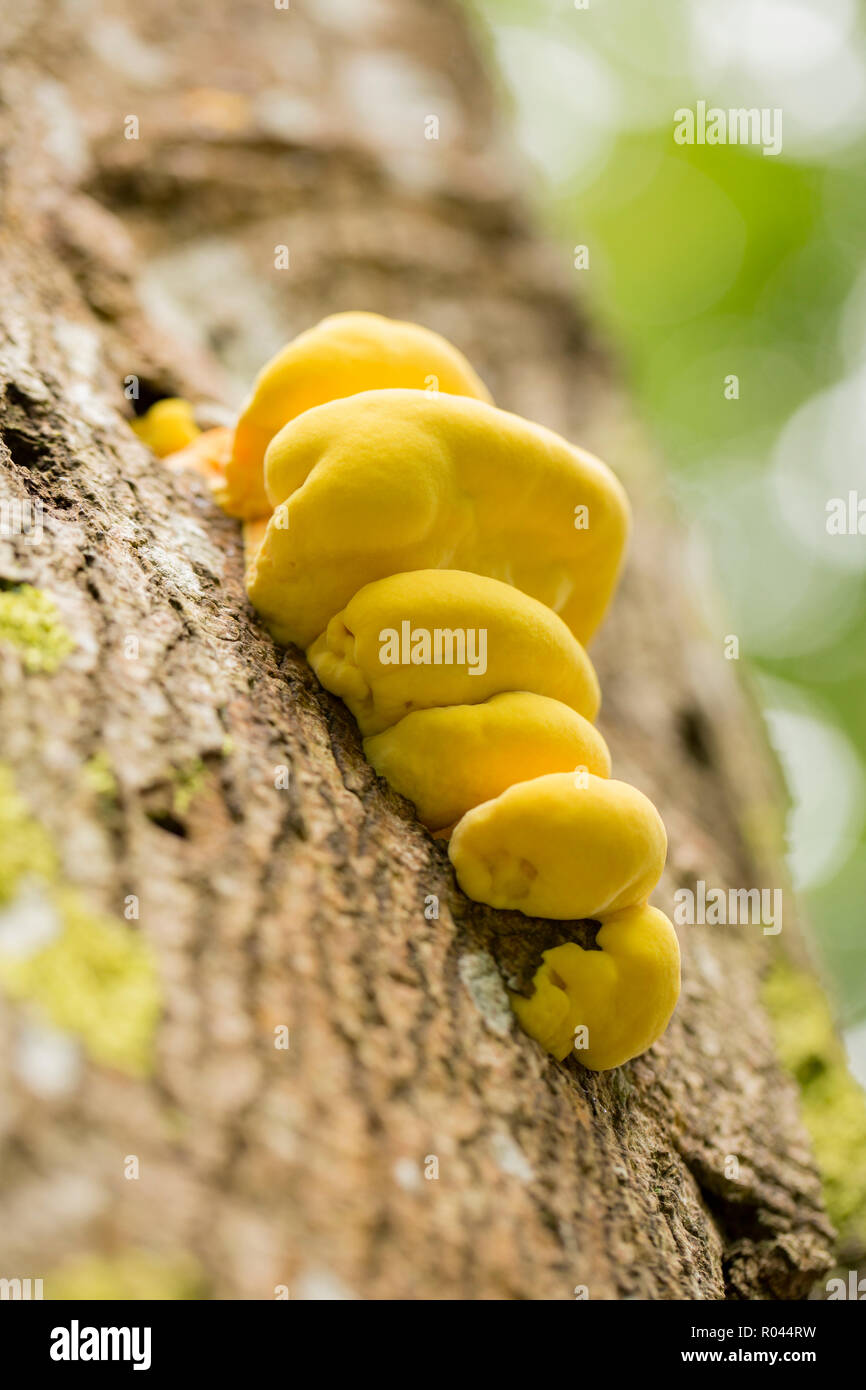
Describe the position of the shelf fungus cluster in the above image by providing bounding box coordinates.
[135,311,680,1070]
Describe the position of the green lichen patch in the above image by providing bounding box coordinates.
[172,756,207,816]
[0,762,160,1077]
[82,751,118,801]
[47,1249,206,1300]
[764,961,866,1247]
[0,764,56,906]
[0,889,160,1078]
[0,585,74,673]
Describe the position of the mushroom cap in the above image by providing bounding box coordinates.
[242,516,269,574]
[132,398,200,458]
[162,426,233,482]
[248,390,630,648]
[306,569,601,736]
[218,311,491,518]
[364,691,611,831]
[448,771,666,921]
[510,905,681,1068]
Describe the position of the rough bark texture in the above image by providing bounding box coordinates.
[0,0,837,1299]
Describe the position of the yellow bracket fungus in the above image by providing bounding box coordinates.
[221,310,491,519]
[242,515,269,573]
[448,772,667,920]
[131,403,233,493]
[132,398,201,458]
[308,569,601,736]
[365,692,611,833]
[248,388,629,649]
[149,311,679,1071]
[163,424,233,482]
[510,906,680,1068]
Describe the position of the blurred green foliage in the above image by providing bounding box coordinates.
[472,0,866,1033]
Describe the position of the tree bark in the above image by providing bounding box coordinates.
[0,0,838,1299]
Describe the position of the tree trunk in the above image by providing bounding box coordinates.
[0,0,840,1299]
